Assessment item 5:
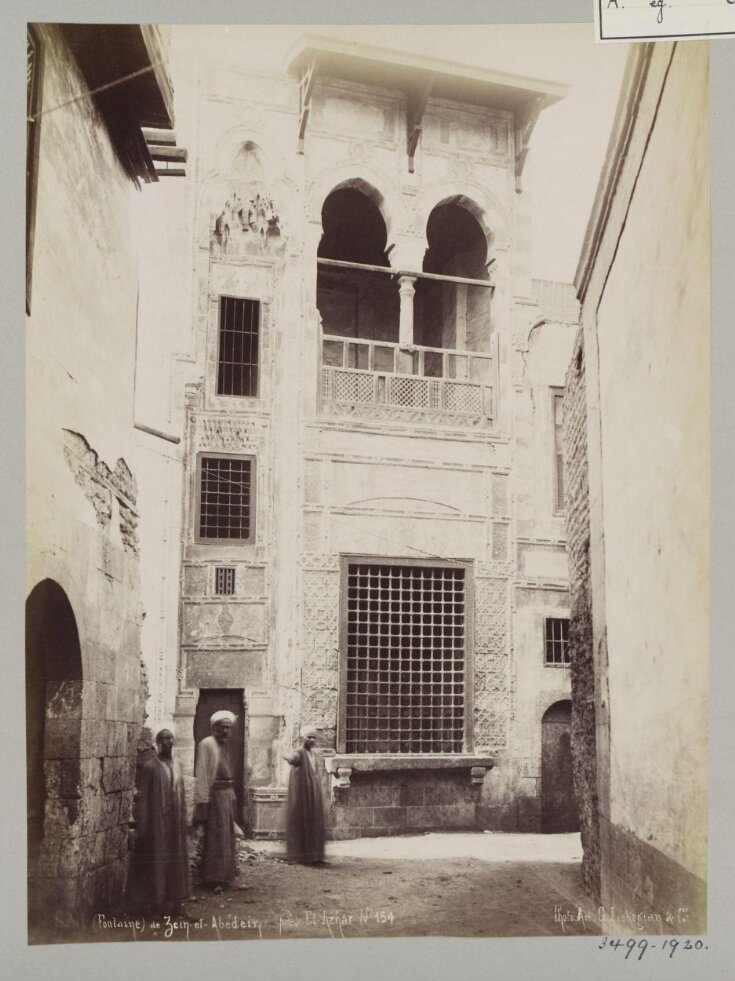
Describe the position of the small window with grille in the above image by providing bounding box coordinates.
[214,566,236,595]
[554,391,565,513]
[544,617,570,666]
[341,560,469,754]
[196,454,255,543]
[216,296,260,398]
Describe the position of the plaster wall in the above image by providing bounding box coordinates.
[26,26,146,920]
[595,42,708,882]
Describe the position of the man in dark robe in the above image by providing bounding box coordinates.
[193,710,238,889]
[133,728,191,914]
[284,725,327,865]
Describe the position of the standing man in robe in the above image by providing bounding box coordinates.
[193,710,238,890]
[133,727,191,914]
[284,725,327,865]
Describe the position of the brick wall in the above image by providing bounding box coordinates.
[563,328,600,899]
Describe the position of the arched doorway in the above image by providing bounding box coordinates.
[194,689,246,829]
[541,699,579,833]
[25,580,83,915]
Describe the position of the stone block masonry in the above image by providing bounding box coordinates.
[563,328,600,899]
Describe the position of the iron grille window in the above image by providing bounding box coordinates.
[216,296,260,397]
[554,391,565,513]
[197,455,254,543]
[214,566,236,595]
[544,617,570,666]
[343,562,467,754]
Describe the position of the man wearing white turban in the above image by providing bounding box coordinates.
[193,711,238,888]
[284,725,327,865]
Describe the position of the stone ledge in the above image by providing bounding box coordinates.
[325,754,495,773]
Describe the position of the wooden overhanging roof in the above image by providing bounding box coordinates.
[59,24,186,185]
[287,35,566,184]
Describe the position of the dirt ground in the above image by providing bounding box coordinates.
[48,832,603,944]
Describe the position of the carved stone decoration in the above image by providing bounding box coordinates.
[62,429,139,553]
[210,189,283,256]
[475,577,507,653]
[449,156,473,180]
[331,766,353,805]
[349,141,371,164]
[300,570,341,726]
[194,415,265,452]
[217,607,235,636]
[473,577,508,751]
[301,554,341,573]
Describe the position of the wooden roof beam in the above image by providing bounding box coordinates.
[298,59,317,154]
[514,95,544,193]
[406,74,434,174]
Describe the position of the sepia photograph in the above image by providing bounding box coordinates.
[22,16,712,957]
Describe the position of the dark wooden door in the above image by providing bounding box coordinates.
[541,700,579,833]
[194,689,245,828]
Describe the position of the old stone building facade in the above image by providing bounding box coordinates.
[565,41,709,927]
[25,24,183,927]
[169,35,581,838]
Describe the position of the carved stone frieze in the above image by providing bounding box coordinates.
[300,554,341,573]
[193,415,267,452]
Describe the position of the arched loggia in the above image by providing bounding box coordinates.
[415,201,491,354]
[317,184,399,352]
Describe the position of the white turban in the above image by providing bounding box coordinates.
[211,710,236,726]
[154,724,175,741]
[300,724,319,739]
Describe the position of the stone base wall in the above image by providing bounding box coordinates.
[476,796,540,832]
[329,771,478,839]
[31,679,142,927]
[601,816,706,934]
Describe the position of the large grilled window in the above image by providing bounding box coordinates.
[544,617,570,666]
[216,296,260,397]
[341,560,469,754]
[196,454,254,543]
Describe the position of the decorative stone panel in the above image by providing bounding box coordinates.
[182,602,266,645]
[491,473,509,516]
[193,415,267,453]
[185,649,265,689]
[473,576,509,751]
[492,522,510,561]
[301,568,341,726]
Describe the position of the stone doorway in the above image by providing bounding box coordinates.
[25,579,83,923]
[541,699,579,833]
[194,688,246,828]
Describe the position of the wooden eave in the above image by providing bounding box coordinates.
[59,24,182,185]
[287,35,566,180]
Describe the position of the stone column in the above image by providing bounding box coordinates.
[398,274,416,346]
[397,274,417,374]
